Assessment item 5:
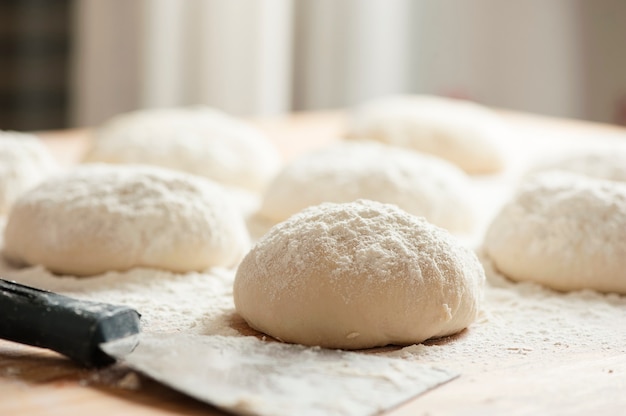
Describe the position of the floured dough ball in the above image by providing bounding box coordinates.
[84,107,281,192]
[0,131,58,214]
[528,147,626,182]
[346,95,507,174]
[485,171,626,293]
[258,141,475,233]
[4,164,250,276]
[235,200,485,349]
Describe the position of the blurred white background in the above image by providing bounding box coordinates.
[2,0,625,129]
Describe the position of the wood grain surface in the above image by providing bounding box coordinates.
[2,110,626,415]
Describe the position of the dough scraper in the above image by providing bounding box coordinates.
[0,278,457,416]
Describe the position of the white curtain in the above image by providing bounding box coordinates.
[71,0,295,125]
[71,0,415,127]
[71,0,623,128]
[291,0,413,110]
[140,0,293,115]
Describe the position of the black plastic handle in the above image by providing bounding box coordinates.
[0,278,141,367]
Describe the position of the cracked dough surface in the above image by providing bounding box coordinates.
[235,200,485,349]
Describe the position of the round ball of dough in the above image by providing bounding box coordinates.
[484,171,626,293]
[0,131,58,214]
[529,147,626,182]
[235,200,485,349]
[4,164,250,276]
[258,141,475,233]
[346,95,507,174]
[84,107,281,192]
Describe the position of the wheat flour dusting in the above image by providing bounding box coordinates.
[484,171,626,293]
[235,200,484,349]
[3,164,250,276]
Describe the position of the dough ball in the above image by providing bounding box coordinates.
[0,131,58,214]
[235,200,485,349]
[258,141,475,233]
[4,164,250,276]
[84,107,281,192]
[346,95,507,174]
[528,147,626,182]
[484,171,626,293]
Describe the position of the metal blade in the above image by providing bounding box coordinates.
[101,333,457,416]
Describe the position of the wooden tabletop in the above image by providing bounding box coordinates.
[3,110,626,416]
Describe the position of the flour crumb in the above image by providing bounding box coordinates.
[117,372,141,390]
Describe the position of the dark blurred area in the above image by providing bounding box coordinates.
[0,0,72,131]
[1,0,625,132]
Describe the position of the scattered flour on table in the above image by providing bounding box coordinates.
[2,125,626,389]
[391,253,626,373]
[0,260,239,336]
[1,232,625,380]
